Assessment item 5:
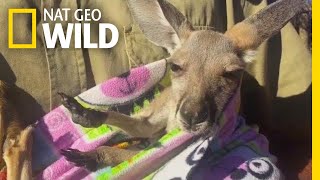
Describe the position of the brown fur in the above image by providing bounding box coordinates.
[60,0,309,173]
[225,23,260,50]
[0,80,33,179]
[3,126,33,180]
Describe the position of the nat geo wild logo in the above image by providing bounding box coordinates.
[8,8,119,49]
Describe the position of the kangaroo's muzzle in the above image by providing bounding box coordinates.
[180,101,210,128]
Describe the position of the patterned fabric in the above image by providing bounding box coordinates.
[32,60,281,180]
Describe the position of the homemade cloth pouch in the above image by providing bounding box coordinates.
[32,59,281,180]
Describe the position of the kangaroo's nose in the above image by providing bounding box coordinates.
[180,102,209,126]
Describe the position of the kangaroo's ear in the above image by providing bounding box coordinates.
[225,0,310,51]
[19,126,34,150]
[127,0,193,54]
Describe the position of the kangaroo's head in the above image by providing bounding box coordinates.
[128,0,309,134]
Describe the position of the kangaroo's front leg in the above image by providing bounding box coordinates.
[59,89,172,170]
[58,90,170,138]
[61,146,139,171]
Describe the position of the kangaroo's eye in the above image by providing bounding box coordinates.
[170,63,182,72]
[222,69,243,79]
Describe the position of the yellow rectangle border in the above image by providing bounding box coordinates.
[313,0,317,179]
[8,9,37,48]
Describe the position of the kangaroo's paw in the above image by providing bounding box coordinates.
[61,148,101,172]
[58,93,107,128]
